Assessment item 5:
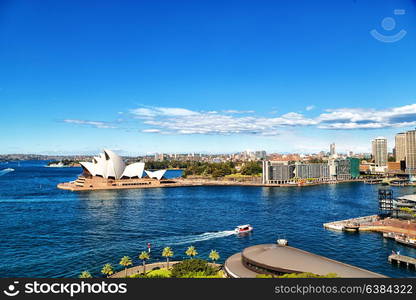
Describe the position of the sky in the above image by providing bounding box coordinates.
[1,0,416,155]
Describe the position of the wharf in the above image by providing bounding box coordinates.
[388,254,416,269]
[323,215,379,231]
[58,178,364,191]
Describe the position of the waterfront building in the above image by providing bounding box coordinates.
[294,163,329,181]
[405,130,416,175]
[224,243,385,278]
[348,157,360,178]
[335,159,351,181]
[262,158,351,184]
[387,162,402,172]
[58,149,168,191]
[372,137,387,167]
[262,161,295,184]
[395,133,406,163]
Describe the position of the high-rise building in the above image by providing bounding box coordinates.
[395,133,406,163]
[330,143,336,156]
[405,130,416,174]
[372,137,387,167]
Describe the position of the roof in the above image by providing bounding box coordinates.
[145,169,167,180]
[397,194,416,202]
[236,225,251,228]
[227,244,386,278]
[80,149,164,180]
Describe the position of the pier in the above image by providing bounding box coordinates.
[364,179,383,184]
[323,215,379,231]
[388,254,416,270]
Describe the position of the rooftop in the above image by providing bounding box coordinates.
[397,194,416,203]
[225,244,386,278]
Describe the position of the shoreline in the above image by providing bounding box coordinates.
[57,178,365,192]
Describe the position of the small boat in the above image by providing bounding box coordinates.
[343,223,360,232]
[277,239,288,246]
[234,224,253,234]
[383,232,396,239]
[395,235,416,248]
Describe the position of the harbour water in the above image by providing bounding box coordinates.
[1,160,416,278]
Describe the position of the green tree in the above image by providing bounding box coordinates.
[171,258,217,278]
[119,256,133,278]
[139,251,150,274]
[399,207,416,218]
[162,247,174,269]
[240,161,262,175]
[79,270,92,278]
[208,250,220,265]
[185,246,198,258]
[101,263,114,278]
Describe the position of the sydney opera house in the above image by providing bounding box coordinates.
[57,149,172,191]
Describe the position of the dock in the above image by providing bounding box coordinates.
[388,254,416,269]
[323,215,379,231]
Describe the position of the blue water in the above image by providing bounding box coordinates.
[1,160,416,278]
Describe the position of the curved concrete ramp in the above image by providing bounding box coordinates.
[225,244,386,278]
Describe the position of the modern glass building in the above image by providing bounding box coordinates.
[348,157,360,179]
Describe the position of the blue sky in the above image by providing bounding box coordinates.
[1,0,416,155]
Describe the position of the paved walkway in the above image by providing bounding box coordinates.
[110,261,222,278]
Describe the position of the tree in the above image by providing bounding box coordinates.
[119,256,133,278]
[79,270,92,278]
[101,263,114,278]
[399,207,416,218]
[208,250,220,265]
[185,246,198,258]
[162,247,174,269]
[240,161,262,175]
[171,258,217,278]
[139,251,150,274]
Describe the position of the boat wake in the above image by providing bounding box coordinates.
[0,168,14,177]
[155,230,236,247]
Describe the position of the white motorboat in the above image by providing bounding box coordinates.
[234,224,253,234]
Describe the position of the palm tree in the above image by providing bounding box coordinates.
[79,270,92,278]
[209,250,220,265]
[101,263,114,278]
[162,247,174,269]
[185,246,198,259]
[119,256,133,278]
[139,251,150,274]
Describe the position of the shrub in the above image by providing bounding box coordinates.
[129,268,172,278]
[146,269,171,278]
[171,259,218,278]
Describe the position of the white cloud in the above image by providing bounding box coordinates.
[132,106,316,136]
[131,107,198,118]
[222,109,255,114]
[64,103,416,136]
[317,104,416,129]
[305,105,315,111]
[63,119,117,129]
[134,103,416,135]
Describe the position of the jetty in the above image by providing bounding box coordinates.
[388,254,416,270]
[323,215,379,231]
[364,179,383,184]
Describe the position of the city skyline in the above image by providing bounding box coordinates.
[1,0,416,155]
